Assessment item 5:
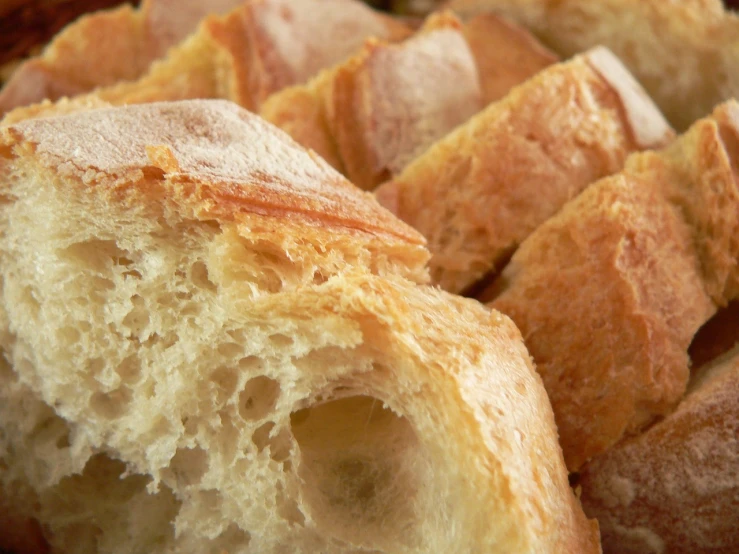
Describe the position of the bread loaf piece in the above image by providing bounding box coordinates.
[262,11,557,190]
[444,0,739,130]
[0,99,600,553]
[0,0,243,115]
[460,11,557,105]
[578,347,739,554]
[1,0,411,125]
[0,0,138,76]
[374,46,673,293]
[489,100,739,471]
[261,11,480,189]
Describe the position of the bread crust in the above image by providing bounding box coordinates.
[489,101,739,470]
[445,0,739,130]
[0,99,598,553]
[375,46,673,293]
[0,0,243,115]
[263,11,559,191]
[1,0,411,126]
[460,12,557,105]
[578,349,739,553]
[1,100,426,253]
[262,11,482,190]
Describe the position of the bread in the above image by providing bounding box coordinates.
[444,0,739,130]
[0,0,133,78]
[1,0,412,126]
[261,11,480,189]
[374,46,673,294]
[0,0,244,115]
[577,346,739,554]
[0,99,600,553]
[488,100,739,471]
[261,10,557,190]
[460,11,557,105]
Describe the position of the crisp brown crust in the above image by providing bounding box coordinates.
[0,99,597,552]
[375,46,673,294]
[245,0,411,106]
[489,101,739,470]
[490,173,715,470]
[460,12,557,105]
[262,11,481,191]
[445,0,739,130]
[578,349,739,553]
[1,100,426,250]
[263,10,559,192]
[0,0,139,69]
[0,0,243,115]
[1,0,411,126]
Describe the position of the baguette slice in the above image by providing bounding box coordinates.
[461,11,557,105]
[578,347,739,554]
[262,10,556,190]
[261,11,481,189]
[0,99,599,554]
[1,0,411,125]
[0,0,244,115]
[445,0,739,130]
[375,46,673,293]
[489,100,739,471]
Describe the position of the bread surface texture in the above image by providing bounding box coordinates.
[460,11,557,105]
[375,46,673,294]
[0,99,599,553]
[489,100,739,470]
[578,348,739,554]
[1,0,411,125]
[445,0,739,130]
[0,0,243,115]
[261,11,482,190]
[262,10,558,191]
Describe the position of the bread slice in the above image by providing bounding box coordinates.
[0,0,244,115]
[461,11,557,105]
[578,347,739,554]
[261,10,557,190]
[374,46,673,294]
[1,0,411,125]
[488,100,739,471]
[261,11,479,189]
[0,100,600,553]
[445,0,739,130]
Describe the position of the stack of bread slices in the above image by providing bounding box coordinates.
[0,1,737,553]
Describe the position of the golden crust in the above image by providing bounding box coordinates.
[375,46,673,294]
[489,101,739,470]
[262,11,481,190]
[460,12,557,105]
[316,274,602,554]
[445,0,739,130]
[0,100,428,271]
[1,0,411,126]
[578,349,739,553]
[0,99,598,552]
[0,0,243,115]
[262,10,559,191]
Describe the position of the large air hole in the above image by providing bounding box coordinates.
[290,395,423,550]
[168,446,209,487]
[238,376,281,421]
[688,300,739,370]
